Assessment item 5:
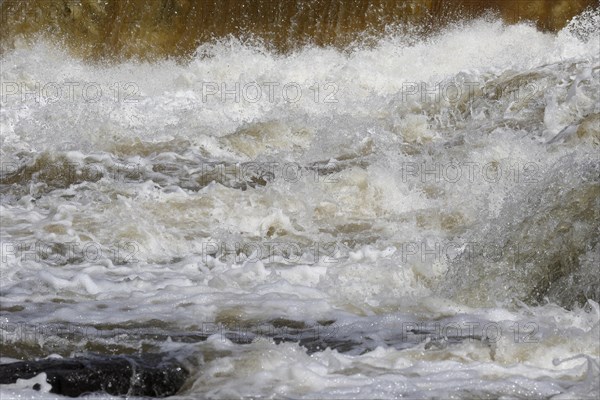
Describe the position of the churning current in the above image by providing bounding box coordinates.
[0,4,599,399]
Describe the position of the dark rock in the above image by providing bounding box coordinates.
[0,353,188,398]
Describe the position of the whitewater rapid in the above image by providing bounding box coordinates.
[1,13,599,399]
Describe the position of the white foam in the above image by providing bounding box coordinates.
[1,13,599,399]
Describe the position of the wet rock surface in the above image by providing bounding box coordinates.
[0,353,189,397]
[1,0,596,60]
[0,321,491,397]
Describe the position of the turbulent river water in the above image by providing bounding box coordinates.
[1,4,599,399]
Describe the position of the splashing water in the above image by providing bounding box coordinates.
[1,8,599,400]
